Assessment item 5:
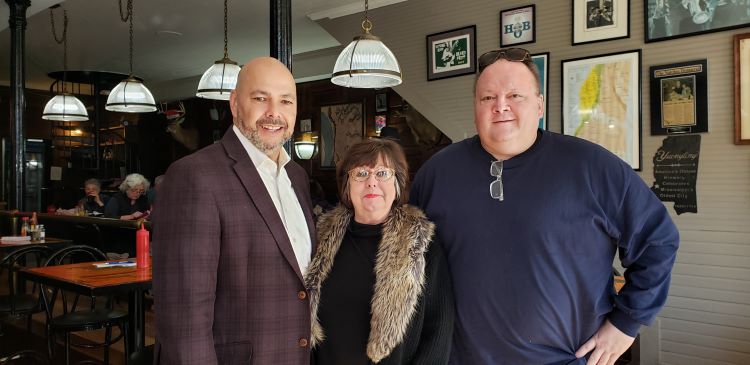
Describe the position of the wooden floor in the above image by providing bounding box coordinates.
[0,269,155,364]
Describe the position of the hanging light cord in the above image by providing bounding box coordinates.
[223,0,229,59]
[50,7,69,89]
[118,0,135,76]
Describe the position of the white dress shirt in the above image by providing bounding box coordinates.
[233,126,312,275]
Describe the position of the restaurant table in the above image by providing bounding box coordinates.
[19,260,152,354]
[0,237,73,254]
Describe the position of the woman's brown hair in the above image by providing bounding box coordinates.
[336,138,409,211]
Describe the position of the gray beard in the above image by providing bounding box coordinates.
[237,120,291,154]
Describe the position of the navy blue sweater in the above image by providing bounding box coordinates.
[410,131,679,365]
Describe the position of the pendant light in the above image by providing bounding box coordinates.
[42,7,88,122]
[196,0,241,100]
[331,0,402,88]
[106,0,157,113]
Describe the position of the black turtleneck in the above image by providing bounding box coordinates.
[314,220,382,365]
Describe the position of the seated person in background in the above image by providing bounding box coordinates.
[56,178,110,216]
[104,173,150,220]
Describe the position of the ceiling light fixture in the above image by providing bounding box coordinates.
[42,7,88,122]
[106,0,157,113]
[196,0,241,100]
[331,0,402,88]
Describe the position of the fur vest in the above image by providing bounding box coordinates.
[304,204,436,363]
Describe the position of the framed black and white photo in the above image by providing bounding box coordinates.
[649,60,708,135]
[572,0,630,45]
[320,103,364,169]
[532,52,549,130]
[646,0,750,43]
[426,25,477,81]
[561,50,642,170]
[500,5,536,47]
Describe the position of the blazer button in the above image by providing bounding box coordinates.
[298,338,308,348]
[298,290,307,300]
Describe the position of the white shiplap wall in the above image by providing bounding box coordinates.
[317,1,750,364]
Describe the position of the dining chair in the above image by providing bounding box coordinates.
[40,245,129,365]
[0,350,49,365]
[0,245,53,335]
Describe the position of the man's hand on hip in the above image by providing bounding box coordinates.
[575,319,635,365]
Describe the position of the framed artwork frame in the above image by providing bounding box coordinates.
[561,49,642,170]
[735,33,750,144]
[645,0,750,43]
[374,115,387,136]
[500,4,536,47]
[649,59,708,135]
[426,25,477,81]
[375,93,388,112]
[532,52,549,130]
[299,118,312,133]
[572,0,630,45]
[319,102,364,169]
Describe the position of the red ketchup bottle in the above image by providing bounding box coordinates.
[136,223,150,268]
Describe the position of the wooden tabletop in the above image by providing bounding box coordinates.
[20,260,152,296]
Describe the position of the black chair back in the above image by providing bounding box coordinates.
[0,245,53,316]
[0,350,49,365]
[41,245,107,317]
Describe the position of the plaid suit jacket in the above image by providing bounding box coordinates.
[153,128,316,365]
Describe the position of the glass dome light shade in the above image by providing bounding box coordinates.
[294,141,316,160]
[331,33,402,88]
[196,58,241,100]
[42,93,89,121]
[105,76,157,113]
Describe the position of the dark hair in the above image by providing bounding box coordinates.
[336,138,409,211]
[475,47,541,94]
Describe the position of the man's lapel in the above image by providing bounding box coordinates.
[221,129,304,282]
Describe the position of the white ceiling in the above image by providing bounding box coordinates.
[0,0,404,92]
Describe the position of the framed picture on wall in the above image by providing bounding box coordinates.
[646,0,750,43]
[649,59,708,135]
[375,115,387,136]
[561,49,642,170]
[572,0,630,45]
[735,33,750,144]
[500,5,536,47]
[532,52,549,130]
[426,25,477,81]
[375,93,388,112]
[319,102,364,169]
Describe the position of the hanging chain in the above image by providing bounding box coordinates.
[223,0,229,59]
[118,0,134,75]
[50,7,69,87]
[362,0,372,33]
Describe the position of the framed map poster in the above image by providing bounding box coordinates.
[561,50,642,170]
[649,60,708,135]
[426,25,477,81]
[532,52,549,130]
[320,102,364,168]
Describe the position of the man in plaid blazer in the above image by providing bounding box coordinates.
[153,57,316,364]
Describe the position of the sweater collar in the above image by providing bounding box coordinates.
[471,129,546,169]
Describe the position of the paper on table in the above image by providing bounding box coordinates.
[93,261,137,268]
[1,236,32,244]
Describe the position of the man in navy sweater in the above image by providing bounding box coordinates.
[410,48,679,365]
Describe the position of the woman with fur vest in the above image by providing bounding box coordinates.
[305,138,454,365]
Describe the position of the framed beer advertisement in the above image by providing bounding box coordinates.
[426,25,477,81]
[500,5,536,47]
[532,52,549,130]
[649,60,708,135]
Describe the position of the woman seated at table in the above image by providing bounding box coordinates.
[56,178,110,216]
[104,173,150,220]
[305,138,454,365]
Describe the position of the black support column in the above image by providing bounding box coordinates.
[5,0,30,210]
[270,0,292,69]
